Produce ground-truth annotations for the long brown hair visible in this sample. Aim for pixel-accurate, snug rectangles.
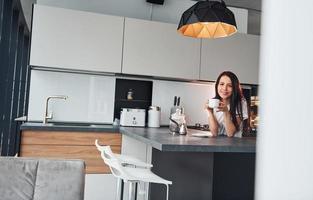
[214,71,244,131]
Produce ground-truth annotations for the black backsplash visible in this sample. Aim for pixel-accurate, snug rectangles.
[114,79,153,121]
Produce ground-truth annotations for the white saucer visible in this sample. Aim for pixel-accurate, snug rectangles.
[191,131,213,137]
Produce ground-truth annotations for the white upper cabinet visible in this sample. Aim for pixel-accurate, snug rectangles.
[122,18,201,80]
[200,33,260,84]
[30,5,124,73]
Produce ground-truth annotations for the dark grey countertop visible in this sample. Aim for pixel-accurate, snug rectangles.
[120,127,256,153]
[20,122,120,133]
[20,123,256,152]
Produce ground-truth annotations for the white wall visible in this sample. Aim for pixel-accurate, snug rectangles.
[36,0,248,33]
[152,80,215,126]
[27,70,216,125]
[255,0,313,199]
[28,70,116,123]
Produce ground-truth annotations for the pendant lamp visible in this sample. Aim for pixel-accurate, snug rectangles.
[177,0,237,39]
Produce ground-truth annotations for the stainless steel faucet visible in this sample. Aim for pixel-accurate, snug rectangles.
[43,95,68,124]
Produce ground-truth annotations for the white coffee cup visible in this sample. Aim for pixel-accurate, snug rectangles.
[208,98,220,109]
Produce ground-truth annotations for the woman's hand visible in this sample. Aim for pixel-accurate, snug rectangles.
[217,101,229,113]
[205,102,213,113]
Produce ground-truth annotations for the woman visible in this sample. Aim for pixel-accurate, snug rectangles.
[207,71,248,137]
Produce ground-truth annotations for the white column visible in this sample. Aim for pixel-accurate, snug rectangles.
[255,0,313,199]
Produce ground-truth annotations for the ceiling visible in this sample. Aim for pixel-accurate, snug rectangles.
[222,0,261,11]
[23,0,262,35]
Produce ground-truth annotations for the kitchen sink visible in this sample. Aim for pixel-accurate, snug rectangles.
[46,122,102,127]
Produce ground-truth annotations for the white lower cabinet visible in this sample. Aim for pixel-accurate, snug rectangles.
[121,135,152,200]
[122,17,201,80]
[84,174,117,200]
[200,33,260,84]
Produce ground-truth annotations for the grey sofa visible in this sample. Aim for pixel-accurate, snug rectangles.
[0,157,85,200]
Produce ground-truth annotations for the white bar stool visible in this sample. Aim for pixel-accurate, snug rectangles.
[96,139,152,200]
[95,140,172,200]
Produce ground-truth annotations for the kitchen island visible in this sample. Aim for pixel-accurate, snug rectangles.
[120,127,256,200]
[20,123,256,200]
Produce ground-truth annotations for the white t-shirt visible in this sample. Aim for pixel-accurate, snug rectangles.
[210,99,248,138]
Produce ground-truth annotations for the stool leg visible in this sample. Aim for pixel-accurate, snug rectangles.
[121,181,124,200]
[116,178,124,200]
[166,184,169,200]
[128,181,137,200]
[134,182,138,200]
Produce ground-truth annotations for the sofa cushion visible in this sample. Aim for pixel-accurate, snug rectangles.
[0,157,85,200]
[33,159,85,200]
[0,157,38,200]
